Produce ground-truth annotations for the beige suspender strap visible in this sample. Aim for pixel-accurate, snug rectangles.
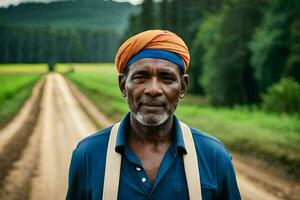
[102,121,202,200]
[102,122,121,200]
[180,122,202,200]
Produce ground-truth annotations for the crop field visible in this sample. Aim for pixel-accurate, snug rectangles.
[0,65,42,126]
[56,63,117,74]
[64,63,300,177]
[57,63,124,120]
[0,64,48,73]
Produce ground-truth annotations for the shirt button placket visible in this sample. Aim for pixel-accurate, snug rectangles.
[136,166,146,183]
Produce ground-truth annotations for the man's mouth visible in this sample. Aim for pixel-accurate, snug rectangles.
[139,102,166,111]
[142,103,163,107]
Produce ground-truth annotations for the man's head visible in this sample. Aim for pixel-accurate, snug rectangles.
[116,30,190,126]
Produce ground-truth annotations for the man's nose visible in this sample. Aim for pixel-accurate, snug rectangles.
[144,77,163,97]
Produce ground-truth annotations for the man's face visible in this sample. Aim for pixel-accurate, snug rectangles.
[119,58,188,126]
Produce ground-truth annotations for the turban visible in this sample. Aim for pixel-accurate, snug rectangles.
[115,30,190,73]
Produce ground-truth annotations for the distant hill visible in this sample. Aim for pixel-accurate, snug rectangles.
[0,0,139,33]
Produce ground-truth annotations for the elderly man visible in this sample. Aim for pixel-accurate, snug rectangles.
[66,30,241,200]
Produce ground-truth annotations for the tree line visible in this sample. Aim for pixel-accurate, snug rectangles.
[0,25,119,64]
[122,0,300,111]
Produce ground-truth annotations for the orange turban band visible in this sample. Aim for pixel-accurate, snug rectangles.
[115,30,190,73]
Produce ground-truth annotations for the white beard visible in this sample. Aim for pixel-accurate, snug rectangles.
[132,111,169,126]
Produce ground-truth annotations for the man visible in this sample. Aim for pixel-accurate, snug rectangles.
[66,30,241,200]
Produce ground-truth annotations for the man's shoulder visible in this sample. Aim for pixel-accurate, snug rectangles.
[190,127,232,160]
[74,126,113,153]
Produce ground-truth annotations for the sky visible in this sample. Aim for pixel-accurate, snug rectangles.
[0,0,143,8]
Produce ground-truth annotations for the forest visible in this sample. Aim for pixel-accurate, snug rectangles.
[0,0,137,64]
[123,0,299,112]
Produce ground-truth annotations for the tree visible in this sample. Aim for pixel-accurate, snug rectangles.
[261,77,300,114]
[285,16,300,82]
[0,25,118,63]
[197,14,223,97]
[249,0,299,91]
[160,0,171,30]
[141,0,154,29]
[200,1,265,106]
[186,0,223,93]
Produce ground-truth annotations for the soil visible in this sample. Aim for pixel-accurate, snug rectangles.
[0,73,299,200]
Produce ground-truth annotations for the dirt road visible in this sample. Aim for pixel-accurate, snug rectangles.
[0,73,299,200]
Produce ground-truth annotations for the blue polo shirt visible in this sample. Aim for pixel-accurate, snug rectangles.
[66,113,241,200]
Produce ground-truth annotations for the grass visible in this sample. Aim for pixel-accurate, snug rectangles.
[64,64,126,121]
[56,63,117,74]
[0,64,48,73]
[176,105,300,176]
[0,73,41,127]
[0,63,44,126]
[64,63,300,177]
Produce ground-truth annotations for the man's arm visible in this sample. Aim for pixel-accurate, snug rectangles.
[219,159,241,200]
[66,149,85,200]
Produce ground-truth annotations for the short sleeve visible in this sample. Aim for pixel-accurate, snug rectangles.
[219,159,241,200]
[66,149,85,200]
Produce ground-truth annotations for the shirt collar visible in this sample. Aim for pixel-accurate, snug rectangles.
[115,112,187,154]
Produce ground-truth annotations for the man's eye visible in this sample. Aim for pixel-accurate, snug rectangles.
[132,75,147,82]
[133,75,146,79]
[162,76,175,81]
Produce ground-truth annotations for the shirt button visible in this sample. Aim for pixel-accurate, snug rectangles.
[141,178,146,183]
[136,166,141,171]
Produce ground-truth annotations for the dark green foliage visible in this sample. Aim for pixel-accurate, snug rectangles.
[0,0,138,33]
[285,16,300,82]
[141,0,155,29]
[183,0,224,93]
[170,0,180,33]
[48,61,56,72]
[188,42,204,94]
[121,13,143,45]
[0,0,139,63]
[160,0,172,30]
[197,0,224,14]
[249,0,299,91]
[200,1,264,106]
[0,25,119,63]
[196,14,223,97]
[262,77,300,114]
[167,0,199,41]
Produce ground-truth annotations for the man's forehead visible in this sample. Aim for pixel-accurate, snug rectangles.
[128,58,180,74]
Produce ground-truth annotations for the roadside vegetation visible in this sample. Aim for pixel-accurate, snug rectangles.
[0,65,43,127]
[0,64,48,73]
[63,64,300,178]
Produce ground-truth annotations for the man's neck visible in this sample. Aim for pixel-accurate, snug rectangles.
[128,114,173,146]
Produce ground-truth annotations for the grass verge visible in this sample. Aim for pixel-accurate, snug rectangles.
[0,74,41,127]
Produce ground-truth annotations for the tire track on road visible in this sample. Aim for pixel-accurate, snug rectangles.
[30,73,97,200]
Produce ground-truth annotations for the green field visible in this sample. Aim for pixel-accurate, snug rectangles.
[64,64,300,177]
[0,64,48,73]
[0,65,42,127]
[58,64,124,120]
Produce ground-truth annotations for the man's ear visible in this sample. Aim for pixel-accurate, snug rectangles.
[118,74,127,97]
[180,74,189,98]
